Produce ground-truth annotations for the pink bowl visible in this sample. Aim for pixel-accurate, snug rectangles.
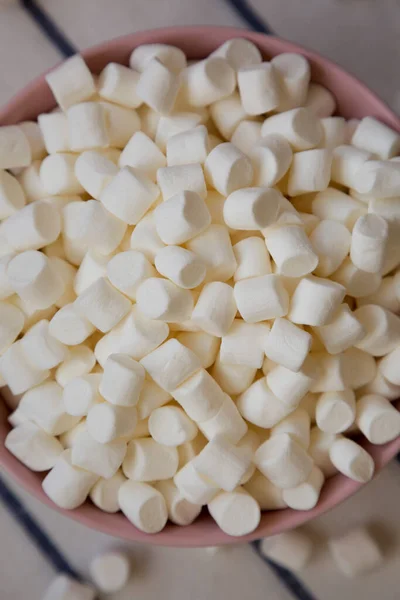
[0,26,399,547]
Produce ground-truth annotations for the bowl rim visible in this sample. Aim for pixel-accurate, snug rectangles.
[1,25,399,547]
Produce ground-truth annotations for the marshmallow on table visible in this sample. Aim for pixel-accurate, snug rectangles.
[231,120,263,155]
[197,393,247,444]
[156,479,201,526]
[264,318,311,372]
[220,320,269,368]
[149,406,198,446]
[100,166,159,225]
[17,160,47,203]
[312,188,367,230]
[238,62,280,115]
[0,125,31,170]
[209,93,247,140]
[42,575,95,600]
[119,131,166,179]
[2,200,60,252]
[183,57,235,107]
[40,153,84,195]
[350,214,388,274]
[87,402,138,443]
[98,62,142,109]
[63,374,102,417]
[191,281,236,337]
[361,369,400,400]
[224,187,281,231]
[250,134,293,188]
[18,121,46,161]
[233,237,271,281]
[0,301,24,353]
[378,345,400,384]
[42,448,99,509]
[140,338,201,392]
[67,102,109,151]
[331,258,381,298]
[329,437,374,483]
[118,480,168,533]
[193,436,250,492]
[288,275,346,326]
[45,54,95,110]
[270,408,311,448]
[90,551,131,594]
[136,277,193,323]
[329,527,383,578]
[136,379,171,419]
[175,331,220,369]
[265,225,319,277]
[107,250,156,300]
[255,433,313,489]
[357,275,400,314]
[237,377,294,428]
[260,530,313,571]
[308,427,337,477]
[357,393,400,444]
[0,170,26,220]
[186,224,237,283]
[319,117,346,150]
[18,381,79,435]
[205,143,253,196]
[282,466,324,510]
[316,390,356,434]
[208,487,260,537]
[261,108,322,151]
[331,145,372,189]
[155,112,204,152]
[130,43,186,73]
[304,82,336,117]
[210,38,262,70]
[310,220,351,277]
[99,353,145,408]
[90,470,127,513]
[74,277,131,333]
[234,274,289,323]
[99,100,141,149]
[271,53,310,111]
[287,149,332,196]
[5,421,63,471]
[71,428,127,478]
[354,304,400,356]
[122,437,179,481]
[314,304,365,354]
[21,319,67,369]
[55,345,95,387]
[351,117,400,159]
[49,303,95,346]
[136,58,181,114]
[172,367,225,422]
[38,112,69,154]
[74,150,117,199]
[267,363,314,407]
[155,246,206,290]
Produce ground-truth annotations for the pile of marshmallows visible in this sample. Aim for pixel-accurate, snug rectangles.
[2,38,400,538]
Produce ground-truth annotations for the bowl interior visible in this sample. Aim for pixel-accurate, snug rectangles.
[0,26,399,547]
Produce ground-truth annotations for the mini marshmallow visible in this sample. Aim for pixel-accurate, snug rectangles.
[19,380,75,430]
[67,102,109,151]
[21,319,67,369]
[55,345,95,387]
[136,379,171,420]
[0,170,26,220]
[260,530,313,571]
[328,527,383,577]
[310,352,349,392]
[234,274,289,323]
[319,117,346,150]
[316,390,356,434]
[271,408,311,448]
[100,167,159,225]
[310,220,351,277]
[304,82,336,117]
[167,125,209,166]
[89,470,127,513]
[237,377,294,428]
[378,345,400,385]
[98,61,142,109]
[357,393,400,444]
[123,437,179,481]
[183,57,235,107]
[17,161,47,203]
[208,488,260,537]
[244,471,286,510]
[174,461,219,505]
[172,367,225,421]
[5,421,63,471]
[193,436,250,492]
[157,164,207,202]
[354,304,400,356]
[136,58,181,114]
[209,93,247,140]
[87,403,138,443]
[49,303,95,345]
[314,304,365,354]
[250,134,293,188]
[155,112,204,152]
[107,250,155,300]
[197,393,247,444]
[313,188,367,230]
[350,214,388,274]
[186,224,237,283]
[89,551,131,594]
[74,151,117,199]
[118,480,168,533]
[331,258,381,298]
[308,427,337,476]
[155,246,206,290]
[138,104,160,139]
[271,53,310,110]
[287,149,332,197]
[119,131,166,179]
[329,437,374,482]
[224,187,281,231]
[205,143,253,196]
[0,125,31,170]
[238,62,280,115]
[235,429,260,484]
[361,370,400,400]
[261,108,322,151]
[264,318,311,372]
[19,121,46,161]
[233,236,271,281]
[40,153,84,195]
[71,428,127,478]
[38,112,69,154]
[154,192,210,247]
[130,43,186,73]
[0,301,24,353]
[220,320,269,368]
[357,276,400,314]
[288,275,346,326]
[98,353,145,408]
[351,116,400,159]
[331,145,372,189]
[129,210,166,262]
[63,374,102,417]
[74,277,131,333]
[140,338,201,392]
[136,277,193,323]
[45,54,95,110]
[2,200,60,252]
[255,433,313,489]
[175,331,220,369]
[0,254,18,300]
[282,465,324,510]
[267,363,314,407]
[94,306,169,365]
[191,281,236,337]
[149,406,198,446]
[210,38,262,70]
[50,257,76,308]
[341,347,377,389]
[42,575,95,600]
[156,479,201,525]
[265,225,319,277]
[231,120,263,155]
[10,295,57,334]
[100,101,141,148]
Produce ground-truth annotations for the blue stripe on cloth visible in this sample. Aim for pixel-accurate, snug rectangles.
[223,0,274,34]
[250,540,318,600]
[0,474,81,581]
[20,0,77,57]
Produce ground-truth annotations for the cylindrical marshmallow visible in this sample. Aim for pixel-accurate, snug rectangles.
[267,362,314,407]
[66,102,108,152]
[38,112,69,154]
[166,125,209,167]
[319,116,346,150]
[119,131,166,179]
[270,408,311,449]
[331,145,372,189]
[304,82,336,117]
[310,219,351,277]
[244,470,286,510]
[250,133,293,188]
[49,303,95,346]
[329,437,374,482]
[350,214,388,274]
[87,403,138,443]
[63,374,102,417]
[5,421,63,472]
[16,160,47,203]
[74,250,110,297]
[233,236,271,281]
[356,394,400,444]
[118,480,168,533]
[341,347,377,390]
[175,331,219,370]
[287,149,332,197]
[18,381,79,435]
[282,466,324,510]
[89,551,130,594]
[0,301,25,354]
[261,108,322,151]
[21,319,67,369]
[45,54,95,110]
[172,368,225,422]
[100,100,141,149]
[140,338,201,392]
[193,436,250,492]
[308,427,337,477]
[197,393,247,444]
[231,120,263,155]
[331,258,381,298]
[149,406,198,446]
[136,277,193,323]
[74,277,131,333]
[136,379,171,420]
[211,353,256,395]
[186,224,237,283]
[98,61,142,109]
[237,62,280,115]
[107,250,156,300]
[191,281,236,337]
[314,304,365,354]
[288,275,346,326]
[136,58,181,114]
[210,38,262,70]
[361,369,400,400]
[208,488,261,537]
[89,470,127,513]
[351,117,400,160]
[74,150,117,199]
[354,160,400,198]
[155,479,201,526]
[55,344,95,387]
[312,187,366,230]
[223,187,281,230]
[205,143,253,196]
[271,52,310,110]
[357,276,400,314]
[220,320,269,369]
[183,57,235,107]
[328,527,383,578]
[209,93,247,140]
[0,125,31,170]
[130,43,186,73]
[99,353,145,407]
[2,201,60,252]
[237,377,293,428]
[265,225,318,277]
[260,530,313,571]
[123,437,178,481]
[234,274,289,323]
[174,461,219,505]
[316,390,356,434]
[154,246,206,289]
[255,433,313,489]
[0,170,26,220]
[264,317,312,372]
[354,304,400,356]
[71,428,127,479]
[155,112,204,152]
[154,190,210,245]
[378,345,400,385]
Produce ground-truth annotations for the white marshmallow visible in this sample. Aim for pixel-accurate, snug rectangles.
[16,161,47,203]
[74,277,131,333]
[244,471,286,510]
[193,436,250,492]
[271,407,311,448]
[100,166,159,225]
[205,143,253,196]
[357,275,400,314]
[100,100,141,149]
[94,306,169,365]
[186,224,237,283]
[0,125,31,170]
[265,225,319,277]
[329,437,374,482]
[209,93,247,140]
[342,347,377,390]
[129,210,165,262]
[2,200,60,252]
[331,258,381,298]
[42,575,95,600]
[261,108,321,151]
[264,317,312,372]
[319,117,346,150]
[271,53,310,110]
[197,393,247,444]
[166,125,209,167]
[18,121,46,161]
[89,470,127,513]
[255,433,313,489]
[98,61,141,108]
[354,304,400,356]
[157,164,207,202]
[310,352,349,392]
[237,377,293,428]
[288,149,332,197]
[140,338,201,392]
[123,437,178,481]
[119,131,166,179]
[38,112,69,154]
[5,421,63,471]
[210,38,262,70]
[174,461,219,505]
[89,551,130,594]
[328,527,383,577]
[238,62,280,115]
[267,362,314,407]
[63,374,102,417]
[378,345,400,385]
[288,275,346,326]
[361,370,400,400]
[49,303,95,346]
[351,117,400,159]
[211,353,256,395]
[155,112,204,152]
[316,390,356,434]
[50,257,76,308]
[208,488,260,537]
[175,331,219,370]
[0,254,18,300]
[183,57,235,107]
[310,219,351,277]
[130,44,186,73]
[233,236,271,282]
[118,480,168,533]
[231,120,263,155]
[172,367,224,422]
[107,248,157,300]
[156,479,201,526]
[138,104,160,139]
[236,429,260,484]
[18,381,78,436]
[55,344,95,387]
[304,82,336,117]
[224,187,281,231]
[154,193,210,247]
[149,406,198,446]
[357,393,400,444]
[350,214,388,274]
[136,58,180,114]
[0,170,26,220]
[191,281,236,337]
[368,196,400,224]
[314,304,365,354]
[74,250,110,296]
[87,402,138,443]
[98,353,144,409]
[74,151,117,199]
[250,134,293,188]
[282,465,324,510]
[45,54,95,110]
[260,530,313,571]
[234,274,289,323]
[71,428,126,478]
[312,188,366,230]
[136,379,171,420]
[220,320,269,369]
[40,153,84,195]
[155,246,205,290]
[136,277,193,323]
[67,102,109,151]
[331,145,372,189]
[308,427,337,477]
[21,319,67,369]
[0,301,24,353]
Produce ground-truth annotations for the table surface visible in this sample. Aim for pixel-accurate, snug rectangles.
[0,2,399,599]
